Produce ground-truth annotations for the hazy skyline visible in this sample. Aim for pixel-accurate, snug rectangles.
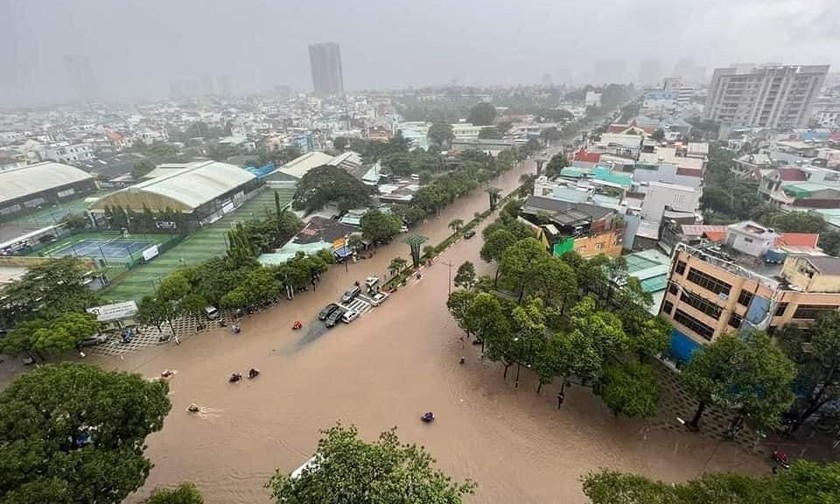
[1,0,839,106]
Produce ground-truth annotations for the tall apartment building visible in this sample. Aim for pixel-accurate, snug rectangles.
[308,42,344,98]
[660,221,840,361]
[704,64,829,129]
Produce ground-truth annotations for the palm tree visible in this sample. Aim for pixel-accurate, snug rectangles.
[388,257,408,278]
[486,187,502,211]
[448,219,464,233]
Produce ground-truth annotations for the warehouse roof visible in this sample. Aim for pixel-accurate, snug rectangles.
[90,161,255,212]
[278,152,334,179]
[0,162,94,205]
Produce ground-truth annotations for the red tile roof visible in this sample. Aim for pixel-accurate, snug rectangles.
[676,167,703,177]
[777,167,808,182]
[573,148,601,163]
[776,233,820,249]
[704,231,727,242]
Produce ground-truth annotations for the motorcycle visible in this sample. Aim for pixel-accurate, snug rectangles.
[421,412,435,423]
[292,321,303,330]
[772,450,790,470]
[229,373,243,383]
[248,368,260,379]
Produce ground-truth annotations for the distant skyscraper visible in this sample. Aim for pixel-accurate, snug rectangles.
[64,55,98,102]
[704,64,829,128]
[308,42,344,97]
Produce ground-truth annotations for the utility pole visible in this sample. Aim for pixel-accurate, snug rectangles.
[442,260,454,296]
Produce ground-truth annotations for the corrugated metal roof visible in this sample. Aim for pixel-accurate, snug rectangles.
[0,161,94,204]
[91,161,254,211]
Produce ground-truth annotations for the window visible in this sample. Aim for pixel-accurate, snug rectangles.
[775,302,789,317]
[737,290,754,308]
[668,283,679,296]
[663,301,674,315]
[728,313,743,329]
[792,305,839,320]
[675,261,687,275]
[680,292,723,319]
[673,309,715,341]
[687,268,732,297]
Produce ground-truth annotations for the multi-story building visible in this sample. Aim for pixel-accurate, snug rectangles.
[704,64,829,128]
[660,220,840,361]
[308,42,344,98]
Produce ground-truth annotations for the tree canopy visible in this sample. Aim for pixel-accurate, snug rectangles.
[427,122,453,146]
[142,483,204,504]
[360,210,403,246]
[292,165,372,213]
[0,363,171,503]
[467,102,497,126]
[267,424,475,504]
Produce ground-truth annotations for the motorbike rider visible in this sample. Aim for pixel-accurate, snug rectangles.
[248,368,260,378]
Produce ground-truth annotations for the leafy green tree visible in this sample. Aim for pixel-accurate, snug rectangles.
[267,424,475,504]
[0,363,171,503]
[446,289,478,336]
[292,165,372,213]
[132,159,156,179]
[347,233,365,254]
[467,102,496,126]
[388,257,408,278]
[566,296,628,384]
[332,137,348,151]
[137,295,180,334]
[0,257,100,329]
[454,261,477,290]
[142,483,204,504]
[544,153,569,179]
[360,210,403,245]
[448,218,464,233]
[529,256,577,310]
[650,128,665,141]
[427,122,454,146]
[594,362,660,418]
[583,461,840,504]
[222,266,281,308]
[479,229,517,285]
[682,332,796,431]
[381,151,414,176]
[477,126,503,139]
[1,312,100,359]
[778,311,840,432]
[464,292,510,355]
[499,238,550,302]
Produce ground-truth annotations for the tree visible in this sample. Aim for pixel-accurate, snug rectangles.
[499,238,550,302]
[486,187,502,211]
[594,362,660,418]
[447,289,478,336]
[388,257,408,278]
[1,312,100,359]
[465,292,511,357]
[142,483,204,504]
[332,137,348,151]
[292,165,372,213]
[467,102,496,126]
[360,210,402,245]
[346,234,365,254]
[582,461,840,504]
[132,159,156,179]
[448,219,464,233]
[0,257,100,329]
[268,424,475,504]
[778,311,840,432]
[544,153,569,179]
[477,126,503,139]
[136,295,180,334]
[454,261,477,290]
[427,122,453,146]
[403,234,428,269]
[682,332,796,431]
[0,363,171,503]
[650,128,665,141]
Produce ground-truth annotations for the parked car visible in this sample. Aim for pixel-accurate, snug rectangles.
[341,285,362,303]
[79,334,109,347]
[342,309,360,323]
[370,292,389,306]
[325,309,344,328]
[204,305,220,320]
[318,303,339,321]
[463,229,476,239]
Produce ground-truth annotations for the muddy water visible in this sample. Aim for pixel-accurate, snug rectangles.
[106,161,763,503]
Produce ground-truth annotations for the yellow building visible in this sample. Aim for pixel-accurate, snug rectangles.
[661,224,840,361]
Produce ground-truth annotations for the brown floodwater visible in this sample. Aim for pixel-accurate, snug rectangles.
[102,160,763,503]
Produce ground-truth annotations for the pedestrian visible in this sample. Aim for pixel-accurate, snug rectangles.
[557,392,565,409]
[459,356,465,365]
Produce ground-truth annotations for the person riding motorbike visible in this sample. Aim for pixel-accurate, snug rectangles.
[229,372,242,383]
[248,368,260,379]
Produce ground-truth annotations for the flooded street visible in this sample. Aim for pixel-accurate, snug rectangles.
[103,160,763,503]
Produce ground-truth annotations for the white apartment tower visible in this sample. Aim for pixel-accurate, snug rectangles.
[704,64,829,129]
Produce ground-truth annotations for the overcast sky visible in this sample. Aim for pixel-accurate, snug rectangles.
[1,0,839,106]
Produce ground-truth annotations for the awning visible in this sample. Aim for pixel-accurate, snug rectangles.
[333,246,353,259]
[670,329,702,363]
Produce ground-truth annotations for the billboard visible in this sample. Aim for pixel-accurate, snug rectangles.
[87,301,139,322]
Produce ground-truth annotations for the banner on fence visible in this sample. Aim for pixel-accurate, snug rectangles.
[87,301,138,322]
[142,245,159,261]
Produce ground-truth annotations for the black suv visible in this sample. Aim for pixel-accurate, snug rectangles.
[318,303,339,321]
[325,308,344,328]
